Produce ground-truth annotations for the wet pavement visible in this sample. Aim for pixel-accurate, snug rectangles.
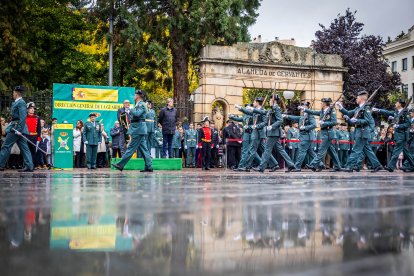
[1,169,414,276]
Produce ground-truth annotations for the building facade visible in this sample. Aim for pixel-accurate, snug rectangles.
[384,25,414,101]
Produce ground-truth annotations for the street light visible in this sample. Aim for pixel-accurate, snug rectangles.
[283,90,295,101]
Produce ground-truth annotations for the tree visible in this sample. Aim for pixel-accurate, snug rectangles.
[312,9,401,110]
[121,0,262,119]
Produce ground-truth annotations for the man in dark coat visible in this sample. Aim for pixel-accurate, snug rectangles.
[223,119,242,169]
[158,98,177,158]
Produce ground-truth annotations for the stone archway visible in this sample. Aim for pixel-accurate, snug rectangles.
[193,41,347,122]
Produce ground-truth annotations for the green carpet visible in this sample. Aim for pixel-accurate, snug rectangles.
[110,158,182,170]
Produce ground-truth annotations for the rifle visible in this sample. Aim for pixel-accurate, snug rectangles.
[385,96,412,135]
[321,90,345,121]
[352,85,382,119]
[253,94,269,127]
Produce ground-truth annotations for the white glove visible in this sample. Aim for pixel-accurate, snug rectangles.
[350,118,357,123]
[196,145,198,149]
[184,145,187,149]
[298,105,305,111]
[388,116,394,121]
[252,125,257,130]
[266,126,272,131]
[282,114,287,118]
[243,125,249,129]
[394,124,399,129]
[85,141,88,144]
[235,104,241,110]
[14,130,22,136]
[289,146,292,149]
[372,107,379,112]
[98,142,102,145]
[343,115,350,120]
[299,126,305,130]
[335,102,343,109]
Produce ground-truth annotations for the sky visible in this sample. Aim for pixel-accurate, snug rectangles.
[248,0,414,47]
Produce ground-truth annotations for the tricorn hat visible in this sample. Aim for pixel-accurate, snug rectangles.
[321,98,332,103]
[340,122,347,126]
[135,89,146,97]
[397,99,406,107]
[254,97,264,103]
[26,102,35,109]
[357,90,369,96]
[202,116,210,123]
[14,86,26,93]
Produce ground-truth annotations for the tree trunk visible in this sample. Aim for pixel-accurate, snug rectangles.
[170,29,190,121]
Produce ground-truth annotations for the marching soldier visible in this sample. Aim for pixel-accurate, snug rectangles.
[184,123,198,167]
[301,98,342,172]
[145,100,156,155]
[372,99,414,172]
[287,122,300,163]
[234,97,267,172]
[402,109,414,171]
[0,86,34,172]
[336,91,383,172]
[82,113,102,169]
[229,105,253,171]
[251,94,296,173]
[112,90,153,172]
[283,101,318,171]
[337,123,350,167]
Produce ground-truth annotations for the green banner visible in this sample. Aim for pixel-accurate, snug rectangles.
[53,124,74,170]
[52,83,135,134]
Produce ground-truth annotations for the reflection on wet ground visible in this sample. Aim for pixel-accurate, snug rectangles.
[0,170,414,275]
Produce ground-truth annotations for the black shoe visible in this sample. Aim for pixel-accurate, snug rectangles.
[91,167,97,170]
[291,168,301,172]
[354,167,360,172]
[140,168,153,172]
[305,164,316,172]
[315,166,323,172]
[341,168,353,172]
[252,167,264,173]
[112,163,123,172]
[285,166,295,172]
[385,166,394,172]
[269,166,280,172]
[371,166,383,172]
[18,168,33,172]
[204,167,210,170]
[402,168,414,172]
[0,167,4,171]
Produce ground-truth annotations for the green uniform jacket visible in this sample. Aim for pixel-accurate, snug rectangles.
[305,108,337,139]
[337,130,351,150]
[128,100,148,136]
[229,114,252,139]
[83,121,102,146]
[287,127,300,148]
[145,108,156,133]
[340,106,372,139]
[286,114,317,141]
[239,107,266,138]
[172,130,181,148]
[184,129,198,148]
[5,98,29,134]
[153,128,163,148]
[378,108,411,141]
[254,104,283,137]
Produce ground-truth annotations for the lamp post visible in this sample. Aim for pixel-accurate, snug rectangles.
[283,90,295,113]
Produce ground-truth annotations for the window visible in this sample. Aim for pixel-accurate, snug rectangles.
[402,84,408,98]
[402,58,408,71]
[391,61,397,72]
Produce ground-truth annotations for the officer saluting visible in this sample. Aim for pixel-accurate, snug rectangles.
[0,86,34,172]
[83,113,102,169]
[112,89,153,172]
